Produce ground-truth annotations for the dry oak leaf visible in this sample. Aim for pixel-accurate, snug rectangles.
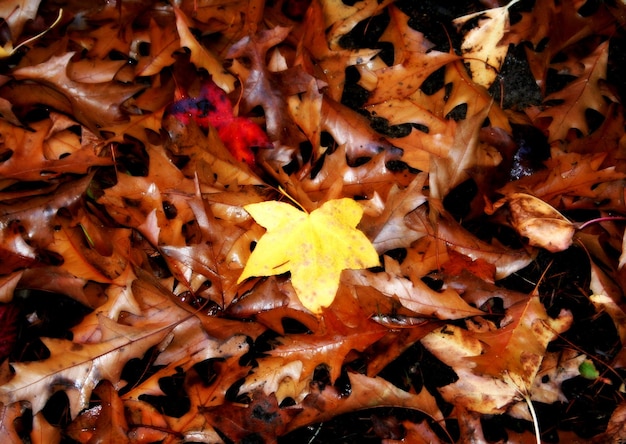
[533,40,616,142]
[0,118,111,182]
[429,105,502,200]
[237,198,380,313]
[452,0,522,88]
[0,315,172,419]
[344,268,483,320]
[65,380,129,444]
[0,0,41,46]
[75,22,133,60]
[173,6,236,92]
[361,173,428,252]
[321,96,401,160]
[506,0,616,92]
[226,26,312,150]
[12,52,145,132]
[204,392,299,442]
[529,349,586,405]
[597,402,626,444]
[443,59,511,132]
[176,0,264,44]
[406,204,533,280]
[284,371,443,434]
[133,18,179,77]
[321,0,394,47]
[422,298,572,416]
[298,0,380,102]
[364,5,459,105]
[241,310,387,402]
[364,92,455,170]
[497,149,626,206]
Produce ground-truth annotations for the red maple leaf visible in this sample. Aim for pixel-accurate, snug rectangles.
[167,78,272,166]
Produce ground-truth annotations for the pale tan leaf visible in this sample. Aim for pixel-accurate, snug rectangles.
[453,0,522,88]
[529,350,586,404]
[505,193,575,252]
[0,0,42,42]
[284,371,443,433]
[429,105,501,200]
[422,301,573,416]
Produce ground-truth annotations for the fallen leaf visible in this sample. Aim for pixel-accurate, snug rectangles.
[238,198,380,313]
[429,105,502,200]
[453,0,522,88]
[298,0,381,101]
[365,5,458,104]
[12,52,145,132]
[203,392,299,442]
[226,26,312,152]
[503,192,575,252]
[406,204,533,280]
[0,0,41,44]
[533,40,616,141]
[65,381,129,443]
[134,18,179,77]
[0,315,172,417]
[497,149,626,206]
[344,268,484,320]
[529,350,586,404]
[173,7,236,92]
[422,299,573,416]
[0,118,112,181]
[167,77,272,165]
[284,371,443,433]
[0,303,19,363]
[241,309,387,400]
[595,402,626,444]
[360,173,428,252]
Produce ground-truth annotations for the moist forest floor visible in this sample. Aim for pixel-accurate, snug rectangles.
[1,0,626,443]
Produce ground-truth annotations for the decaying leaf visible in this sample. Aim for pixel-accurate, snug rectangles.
[12,52,145,132]
[344,268,484,320]
[422,298,573,416]
[238,198,380,312]
[533,40,617,142]
[173,6,236,92]
[453,0,522,88]
[502,192,575,252]
[364,5,459,104]
[0,0,625,441]
[0,315,172,417]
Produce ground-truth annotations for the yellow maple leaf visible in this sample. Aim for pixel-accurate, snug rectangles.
[237,198,380,313]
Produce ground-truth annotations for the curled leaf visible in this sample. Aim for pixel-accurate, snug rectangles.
[506,192,575,252]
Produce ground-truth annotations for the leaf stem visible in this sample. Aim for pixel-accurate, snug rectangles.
[524,393,541,444]
[11,9,64,55]
[576,216,626,230]
[277,185,308,213]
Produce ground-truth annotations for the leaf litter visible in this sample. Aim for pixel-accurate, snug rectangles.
[0,0,626,442]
